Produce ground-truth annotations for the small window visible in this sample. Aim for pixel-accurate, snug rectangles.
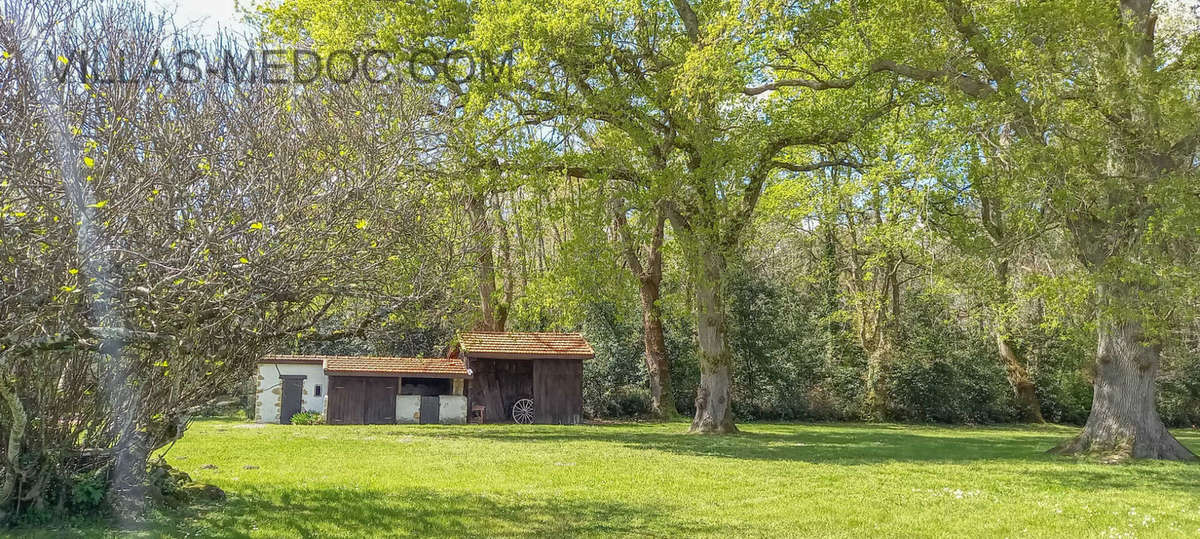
[314,385,322,397]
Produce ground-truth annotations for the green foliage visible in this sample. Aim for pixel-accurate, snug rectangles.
[290,412,325,425]
[594,385,654,418]
[68,472,108,514]
[727,268,828,420]
[580,301,649,418]
[663,312,701,417]
[1160,353,1200,428]
[1024,327,1095,425]
[880,294,1008,424]
[259,0,1200,441]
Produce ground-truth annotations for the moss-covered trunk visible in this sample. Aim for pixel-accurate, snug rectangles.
[1052,296,1194,460]
[690,249,737,434]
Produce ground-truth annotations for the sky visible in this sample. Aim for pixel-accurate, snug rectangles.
[163,0,1199,36]
[157,0,247,36]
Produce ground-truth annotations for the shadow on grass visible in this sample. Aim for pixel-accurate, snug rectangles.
[413,422,1200,468]
[408,423,1058,463]
[167,486,722,538]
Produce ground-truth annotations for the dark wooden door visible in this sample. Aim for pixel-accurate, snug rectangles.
[533,359,583,424]
[280,376,305,424]
[365,378,397,424]
[419,396,440,424]
[328,376,366,424]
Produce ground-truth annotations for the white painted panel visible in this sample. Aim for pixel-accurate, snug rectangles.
[439,395,467,424]
[396,395,421,424]
[254,363,327,423]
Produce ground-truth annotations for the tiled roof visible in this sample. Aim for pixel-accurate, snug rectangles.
[259,354,470,378]
[460,332,594,360]
[325,356,470,378]
[258,355,325,365]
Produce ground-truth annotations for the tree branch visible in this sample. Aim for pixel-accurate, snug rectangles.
[744,77,857,96]
[611,198,647,279]
[670,0,700,42]
[941,0,1013,83]
[771,158,863,173]
[661,199,693,233]
[870,60,994,98]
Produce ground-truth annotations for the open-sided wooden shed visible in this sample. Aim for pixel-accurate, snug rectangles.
[460,332,593,424]
[324,356,471,425]
[254,354,471,425]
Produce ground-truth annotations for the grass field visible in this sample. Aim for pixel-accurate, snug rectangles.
[19,419,1200,538]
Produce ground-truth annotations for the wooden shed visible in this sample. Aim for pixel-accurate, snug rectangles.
[324,356,471,425]
[460,332,593,424]
[254,354,471,425]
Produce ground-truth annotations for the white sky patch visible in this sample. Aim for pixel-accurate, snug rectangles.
[157,0,247,36]
[158,0,1200,40]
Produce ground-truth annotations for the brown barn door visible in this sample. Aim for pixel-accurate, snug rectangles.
[328,376,366,424]
[365,378,398,424]
[533,360,583,424]
[280,375,305,424]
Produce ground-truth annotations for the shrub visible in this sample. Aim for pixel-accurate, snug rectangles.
[69,471,108,514]
[595,385,653,418]
[290,411,324,425]
[887,354,1012,424]
[1160,352,1200,428]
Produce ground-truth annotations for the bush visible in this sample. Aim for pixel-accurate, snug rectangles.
[593,385,653,418]
[1024,325,1093,425]
[1160,352,1200,428]
[887,354,1013,424]
[147,462,225,509]
[886,292,1014,424]
[68,471,108,514]
[580,301,650,419]
[290,411,324,425]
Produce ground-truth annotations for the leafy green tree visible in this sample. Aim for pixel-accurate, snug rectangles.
[484,0,891,432]
[870,0,1199,459]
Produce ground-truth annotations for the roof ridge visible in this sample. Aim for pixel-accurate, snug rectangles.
[262,354,452,360]
[461,330,582,334]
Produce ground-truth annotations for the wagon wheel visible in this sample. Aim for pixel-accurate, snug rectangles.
[512,398,535,424]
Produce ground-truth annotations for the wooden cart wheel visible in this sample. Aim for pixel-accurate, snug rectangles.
[512,398,534,424]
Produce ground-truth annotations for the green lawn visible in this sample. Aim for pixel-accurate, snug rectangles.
[21,419,1200,538]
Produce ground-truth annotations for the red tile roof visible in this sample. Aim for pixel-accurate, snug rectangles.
[460,332,594,360]
[258,355,325,365]
[259,354,470,378]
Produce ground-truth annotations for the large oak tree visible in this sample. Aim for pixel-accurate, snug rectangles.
[871,0,1199,459]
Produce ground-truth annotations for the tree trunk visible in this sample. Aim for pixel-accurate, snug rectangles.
[1051,303,1195,461]
[988,253,1046,424]
[1051,0,1195,461]
[996,333,1045,423]
[0,374,26,515]
[612,204,677,419]
[109,427,150,524]
[466,193,501,331]
[690,249,737,434]
[638,276,678,419]
[820,222,841,370]
[863,345,890,421]
[858,258,898,422]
